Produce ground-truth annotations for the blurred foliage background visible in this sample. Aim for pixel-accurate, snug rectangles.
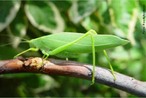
[0,0,146,97]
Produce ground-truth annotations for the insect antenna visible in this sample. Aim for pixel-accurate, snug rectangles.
[0,35,29,47]
[0,40,28,47]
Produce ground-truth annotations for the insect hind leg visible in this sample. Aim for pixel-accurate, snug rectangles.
[103,50,116,80]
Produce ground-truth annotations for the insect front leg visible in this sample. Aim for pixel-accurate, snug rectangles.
[14,48,39,58]
[41,50,50,60]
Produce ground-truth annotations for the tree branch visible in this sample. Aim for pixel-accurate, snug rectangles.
[0,57,146,96]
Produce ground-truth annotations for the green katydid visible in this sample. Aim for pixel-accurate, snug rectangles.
[14,29,129,84]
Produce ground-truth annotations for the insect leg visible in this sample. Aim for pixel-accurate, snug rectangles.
[14,48,39,58]
[48,29,96,84]
[41,50,49,60]
[90,33,96,84]
[103,50,116,80]
[49,29,97,55]
[90,30,116,81]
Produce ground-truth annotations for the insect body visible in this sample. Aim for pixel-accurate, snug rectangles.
[15,29,129,84]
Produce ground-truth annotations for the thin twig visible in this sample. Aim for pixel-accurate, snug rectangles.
[0,57,146,96]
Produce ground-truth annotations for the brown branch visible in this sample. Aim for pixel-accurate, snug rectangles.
[0,57,146,96]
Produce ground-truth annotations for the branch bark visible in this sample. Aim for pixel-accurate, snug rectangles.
[0,57,146,96]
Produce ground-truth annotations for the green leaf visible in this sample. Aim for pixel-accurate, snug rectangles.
[127,61,142,78]
[109,0,138,45]
[25,1,64,33]
[69,0,98,24]
[81,17,99,31]
[139,0,146,6]
[0,0,21,32]
[109,0,137,28]
[52,0,72,12]
[0,46,17,60]
[109,47,130,61]
[110,46,142,61]
[7,7,27,48]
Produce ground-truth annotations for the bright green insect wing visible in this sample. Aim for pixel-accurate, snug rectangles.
[29,32,129,57]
